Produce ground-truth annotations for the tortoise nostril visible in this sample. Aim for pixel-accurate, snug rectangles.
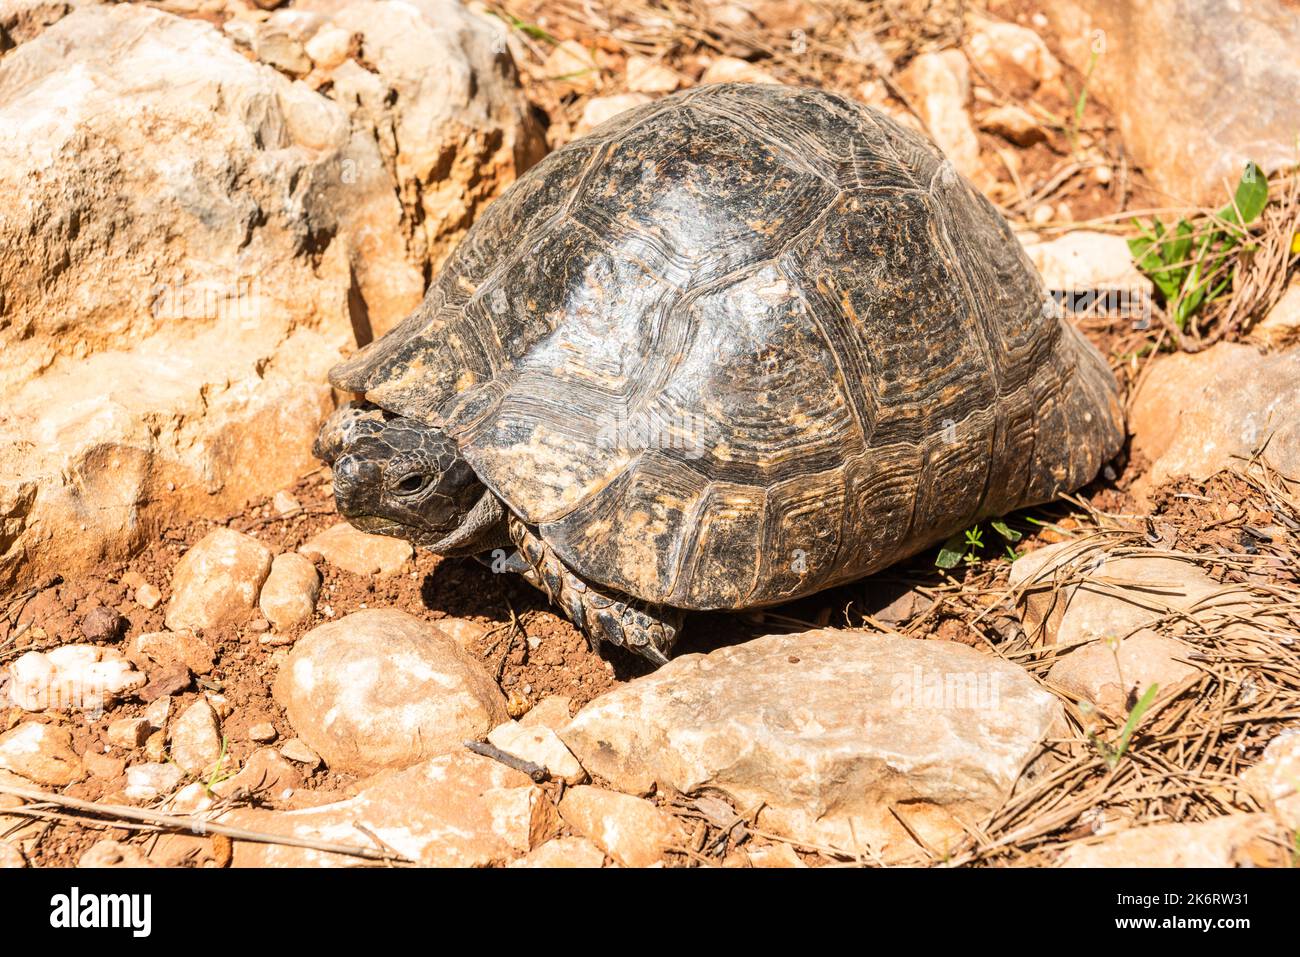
[331,454,380,515]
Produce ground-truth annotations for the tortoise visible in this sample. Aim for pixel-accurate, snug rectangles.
[313,83,1124,666]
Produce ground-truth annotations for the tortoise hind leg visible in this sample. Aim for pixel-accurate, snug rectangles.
[504,519,682,666]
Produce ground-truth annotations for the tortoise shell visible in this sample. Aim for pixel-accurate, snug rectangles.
[330,83,1124,611]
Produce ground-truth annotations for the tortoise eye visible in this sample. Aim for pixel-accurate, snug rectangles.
[394,473,429,495]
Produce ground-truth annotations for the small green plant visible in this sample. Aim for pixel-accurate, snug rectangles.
[1128,162,1269,330]
[488,10,558,43]
[1091,683,1159,770]
[935,520,1021,568]
[203,735,234,795]
[1064,46,1101,156]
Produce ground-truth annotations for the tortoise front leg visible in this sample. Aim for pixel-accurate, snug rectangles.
[502,518,681,666]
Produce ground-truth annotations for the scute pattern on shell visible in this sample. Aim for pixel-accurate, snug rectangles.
[331,84,1124,611]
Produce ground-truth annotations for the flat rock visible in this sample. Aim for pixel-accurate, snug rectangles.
[487,721,586,785]
[6,645,145,712]
[1048,630,1200,718]
[123,762,184,804]
[561,629,1063,859]
[558,787,683,868]
[0,722,84,786]
[519,695,573,731]
[169,698,226,776]
[508,835,607,868]
[212,747,302,803]
[258,552,320,630]
[1129,344,1300,491]
[1058,814,1290,867]
[1010,540,1259,647]
[273,609,508,774]
[166,528,273,633]
[222,751,556,866]
[298,523,412,577]
[1021,231,1151,296]
[129,630,215,676]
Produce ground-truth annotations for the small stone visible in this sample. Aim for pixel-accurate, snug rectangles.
[107,717,152,749]
[212,747,302,801]
[898,50,982,181]
[131,630,215,675]
[78,840,155,868]
[575,93,651,136]
[170,699,226,776]
[135,583,162,610]
[273,610,507,774]
[80,605,127,642]
[248,722,278,743]
[541,40,598,91]
[272,490,302,514]
[144,731,167,762]
[508,836,606,868]
[1241,732,1300,829]
[7,645,145,711]
[519,695,573,731]
[747,843,806,868]
[0,722,84,786]
[299,523,412,577]
[978,104,1046,147]
[165,528,274,633]
[625,55,680,93]
[280,738,322,767]
[303,25,352,70]
[205,693,233,718]
[488,721,586,785]
[431,617,488,650]
[965,15,1060,96]
[258,552,320,630]
[124,762,183,803]
[144,696,171,731]
[700,56,778,85]
[138,663,192,703]
[0,841,25,868]
[83,750,126,780]
[1021,231,1152,295]
[558,787,683,868]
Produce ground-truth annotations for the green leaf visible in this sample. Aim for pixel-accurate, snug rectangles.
[1219,161,1268,226]
[990,519,1022,542]
[1107,683,1160,769]
[935,532,966,569]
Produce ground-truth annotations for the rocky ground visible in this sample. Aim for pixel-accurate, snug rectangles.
[1,0,1299,867]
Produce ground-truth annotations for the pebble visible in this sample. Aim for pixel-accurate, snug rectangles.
[165,527,273,632]
[0,722,84,786]
[258,552,320,630]
[298,523,412,577]
[80,605,127,642]
[280,739,322,767]
[558,787,684,868]
[135,582,163,610]
[7,645,145,711]
[124,762,183,803]
[78,840,155,868]
[248,722,278,743]
[106,717,152,749]
[169,699,225,776]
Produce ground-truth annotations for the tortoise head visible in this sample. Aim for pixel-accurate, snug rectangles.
[313,402,484,549]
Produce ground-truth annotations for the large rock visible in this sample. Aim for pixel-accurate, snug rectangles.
[1038,0,1300,205]
[166,528,273,632]
[222,751,557,866]
[0,1,542,595]
[1058,814,1289,867]
[273,609,509,774]
[561,629,1064,859]
[301,0,546,287]
[1129,344,1300,490]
